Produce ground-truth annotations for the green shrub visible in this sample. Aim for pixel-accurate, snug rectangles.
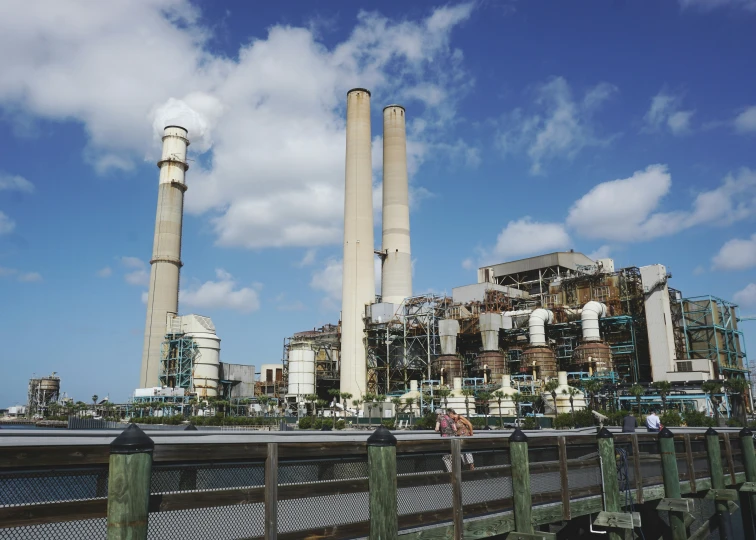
[470,417,488,429]
[684,410,715,427]
[412,412,437,430]
[573,409,595,428]
[321,419,333,430]
[660,410,682,427]
[298,417,312,430]
[381,420,395,430]
[313,418,323,430]
[335,419,346,430]
[727,418,743,428]
[521,417,538,430]
[553,413,574,429]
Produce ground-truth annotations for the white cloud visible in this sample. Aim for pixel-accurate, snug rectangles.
[498,77,618,174]
[17,271,42,283]
[588,245,612,260]
[180,268,261,313]
[693,265,706,275]
[734,283,756,307]
[120,256,149,286]
[97,266,112,278]
[679,0,756,11]
[643,91,695,135]
[0,211,15,235]
[712,234,756,270]
[567,165,756,242]
[734,106,756,134]
[0,266,42,282]
[492,217,571,260]
[0,2,474,250]
[462,258,475,270]
[0,173,34,193]
[298,249,318,267]
[311,259,343,302]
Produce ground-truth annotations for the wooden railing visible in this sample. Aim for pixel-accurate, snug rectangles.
[1,427,755,540]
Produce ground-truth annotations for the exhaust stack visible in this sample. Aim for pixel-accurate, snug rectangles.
[140,125,189,388]
[381,105,412,305]
[340,89,376,400]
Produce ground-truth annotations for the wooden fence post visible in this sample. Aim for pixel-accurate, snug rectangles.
[450,438,463,540]
[368,425,398,540]
[597,428,622,540]
[510,428,533,535]
[106,424,154,540]
[659,428,687,540]
[706,427,734,540]
[265,442,278,540]
[739,428,756,540]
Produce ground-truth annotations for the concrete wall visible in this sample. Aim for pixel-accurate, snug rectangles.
[220,363,256,399]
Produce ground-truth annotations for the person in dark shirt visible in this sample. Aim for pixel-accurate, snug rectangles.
[622,411,637,433]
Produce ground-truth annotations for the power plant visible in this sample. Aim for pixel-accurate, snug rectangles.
[123,88,751,421]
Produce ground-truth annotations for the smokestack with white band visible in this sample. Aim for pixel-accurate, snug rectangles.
[140,125,189,388]
[340,89,376,400]
[381,105,412,305]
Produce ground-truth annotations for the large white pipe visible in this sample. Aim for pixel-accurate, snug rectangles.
[528,308,553,346]
[140,125,189,388]
[581,301,607,342]
[381,105,412,305]
[340,89,376,401]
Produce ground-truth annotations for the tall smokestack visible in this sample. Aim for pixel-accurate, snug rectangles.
[340,89,375,400]
[140,125,189,388]
[381,105,412,305]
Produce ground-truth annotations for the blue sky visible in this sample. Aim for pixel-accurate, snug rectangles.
[1,0,755,405]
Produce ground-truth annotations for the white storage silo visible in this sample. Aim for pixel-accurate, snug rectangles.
[178,314,221,398]
[288,347,316,397]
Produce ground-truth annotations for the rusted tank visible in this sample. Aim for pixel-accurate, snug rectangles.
[473,350,508,378]
[573,341,613,372]
[521,346,557,378]
[432,355,463,381]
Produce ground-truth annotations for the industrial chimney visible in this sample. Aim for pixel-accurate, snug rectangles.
[340,89,376,400]
[140,125,189,388]
[380,105,412,305]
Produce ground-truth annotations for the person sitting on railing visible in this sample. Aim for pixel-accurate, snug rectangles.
[449,409,475,470]
[435,408,457,437]
[646,410,661,433]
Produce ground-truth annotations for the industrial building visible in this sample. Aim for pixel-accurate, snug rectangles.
[26,373,61,418]
[277,86,752,419]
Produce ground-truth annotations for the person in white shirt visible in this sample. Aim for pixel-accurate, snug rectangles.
[646,410,661,433]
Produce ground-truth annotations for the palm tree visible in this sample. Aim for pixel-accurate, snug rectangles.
[405,397,415,422]
[544,379,559,415]
[364,393,376,427]
[462,389,475,418]
[477,391,492,419]
[437,388,451,411]
[629,384,645,416]
[391,397,403,419]
[328,389,340,418]
[257,396,270,417]
[512,392,524,425]
[351,399,363,422]
[652,381,672,413]
[561,388,578,424]
[583,380,602,411]
[702,380,723,426]
[340,392,353,417]
[304,394,318,416]
[725,378,750,426]
[376,395,387,421]
[91,395,99,415]
[315,399,328,418]
[492,391,505,428]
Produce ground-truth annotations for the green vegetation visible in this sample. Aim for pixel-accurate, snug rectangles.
[660,410,682,427]
[521,416,538,430]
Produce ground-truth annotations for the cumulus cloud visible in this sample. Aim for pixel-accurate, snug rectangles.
[297,249,318,267]
[310,258,343,311]
[734,106,756,134]
[712,234,756,270]
[461,258,475,270]
[643,91,695,135]
[498,77,618,174]
[734,283,756,307]
[97,266,113,278]
[679,0,756,11]
[566,165,756,242]
[588,245,612,260]
[120,256,149,286]
[0,266,42,282]
[0,211,15,235]
[0,173,34,193]
[492,218,571,260]
[180,268,261,313]
[0,1,474,249]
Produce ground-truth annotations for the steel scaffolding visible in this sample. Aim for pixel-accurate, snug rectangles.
[159,333,197,391]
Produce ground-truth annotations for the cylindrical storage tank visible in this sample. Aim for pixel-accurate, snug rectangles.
[474,351,508,378]
[288,348,316,396]
[432,355,463,381]
[190,331,220,398]
[572,342,613,373]
[521,346,557,378]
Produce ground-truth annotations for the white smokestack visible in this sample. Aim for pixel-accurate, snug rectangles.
[340,89,376,400]
[381,105,412,305]
[140,125,189,388]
